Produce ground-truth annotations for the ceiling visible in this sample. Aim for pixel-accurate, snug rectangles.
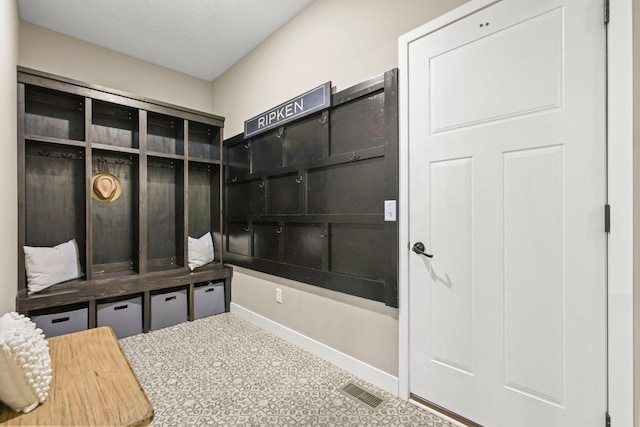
[17,0,315,82]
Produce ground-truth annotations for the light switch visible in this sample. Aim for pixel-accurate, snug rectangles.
[384,200,397,221]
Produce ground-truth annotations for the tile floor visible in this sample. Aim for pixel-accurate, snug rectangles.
[119,313,455,426]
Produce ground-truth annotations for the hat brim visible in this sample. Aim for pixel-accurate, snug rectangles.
[91,172,122,202]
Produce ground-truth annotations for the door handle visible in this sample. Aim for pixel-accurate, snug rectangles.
[412,242,433,258]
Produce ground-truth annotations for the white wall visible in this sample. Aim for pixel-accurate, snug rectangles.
[0,0,19,315]
[19,21,213,113]
[212,0,468,379]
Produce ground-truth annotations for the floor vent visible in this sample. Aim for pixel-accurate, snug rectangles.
[340,382,385,409]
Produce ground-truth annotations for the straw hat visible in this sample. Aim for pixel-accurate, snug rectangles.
[91,171,122,202]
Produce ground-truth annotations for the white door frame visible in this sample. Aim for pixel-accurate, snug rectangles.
[397,0,634,425]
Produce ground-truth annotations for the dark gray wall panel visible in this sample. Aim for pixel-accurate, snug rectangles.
[307,157,385,214]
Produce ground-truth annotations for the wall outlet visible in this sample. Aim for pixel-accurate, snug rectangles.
[276,288,283,304]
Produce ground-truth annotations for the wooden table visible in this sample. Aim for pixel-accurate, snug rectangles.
[0,327,153,426]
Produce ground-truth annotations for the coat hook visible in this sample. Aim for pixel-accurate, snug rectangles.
[115,159,125,165]
[346,152,360,162]
[231,177,238,183]
[318,115,328,125]
[244,224,251,232]
[275,226,283,234]
[60,153,74,159]
[38,151,51,157]
[258,181,265,188]
[276,129,284,139]
[295,176,303,184]
[244,142,250,149]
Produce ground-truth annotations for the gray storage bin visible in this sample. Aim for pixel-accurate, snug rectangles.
[31,306,88,338]
[150,288,188,330]
[194,281,225,319]
[97,295,143,339]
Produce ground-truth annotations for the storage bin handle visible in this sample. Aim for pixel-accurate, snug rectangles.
[165,296,177,302]
[205,288,215,293]
[114,305,129,311]
[51,317,70,324]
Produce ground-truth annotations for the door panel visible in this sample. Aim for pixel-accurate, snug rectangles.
[429,158,474,375]
[430,7,563,134]
[503,146,565,407]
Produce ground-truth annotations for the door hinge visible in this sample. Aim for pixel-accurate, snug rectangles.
[604,0,610,24]
[605,204,611,233]
[606,412,611,427]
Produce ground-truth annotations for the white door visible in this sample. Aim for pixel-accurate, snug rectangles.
[407,1,606,426]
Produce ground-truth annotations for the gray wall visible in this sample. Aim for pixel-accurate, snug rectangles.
[211,0,468,376]
[634,1,640,424]
[212,0,468,136]
[0,0,19,315]
[18,21,213,113]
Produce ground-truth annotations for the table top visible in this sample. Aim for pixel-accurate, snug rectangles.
[0,327,153,426]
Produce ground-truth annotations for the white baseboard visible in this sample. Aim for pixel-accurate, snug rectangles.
[230,303,399,396]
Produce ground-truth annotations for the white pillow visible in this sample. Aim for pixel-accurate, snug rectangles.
[0,312,52,413]
[188,232,214,271]
[24,239,83,294]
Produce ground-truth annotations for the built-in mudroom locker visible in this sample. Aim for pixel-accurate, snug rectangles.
[15,67,231,337]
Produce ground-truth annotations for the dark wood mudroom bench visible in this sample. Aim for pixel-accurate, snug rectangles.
[16,264,232,332]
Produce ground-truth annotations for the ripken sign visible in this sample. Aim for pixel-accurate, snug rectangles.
[244,82,331,138]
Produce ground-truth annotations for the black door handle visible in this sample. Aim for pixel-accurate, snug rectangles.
[412,242,433,258]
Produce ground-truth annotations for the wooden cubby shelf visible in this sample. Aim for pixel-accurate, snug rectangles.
[16,67,230,332]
